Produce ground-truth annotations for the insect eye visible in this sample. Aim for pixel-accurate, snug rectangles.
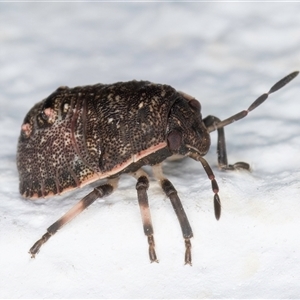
[189,99,201,112]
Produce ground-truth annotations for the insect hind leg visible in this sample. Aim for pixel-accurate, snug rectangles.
[29,178,118,258]
[203,115,250,171]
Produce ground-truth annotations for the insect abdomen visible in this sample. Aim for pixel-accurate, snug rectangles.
[17,81,177,199]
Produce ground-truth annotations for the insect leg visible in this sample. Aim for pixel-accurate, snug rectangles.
[203,115,250,171]
[29,178,118,258]
[132,169,158,263]
[188,152,221,220]
[207,71,298,133]
[153,164,193,265]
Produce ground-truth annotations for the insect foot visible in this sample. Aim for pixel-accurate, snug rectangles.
[18,73,298,263]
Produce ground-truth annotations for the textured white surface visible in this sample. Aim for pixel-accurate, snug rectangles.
[1,3,300,298]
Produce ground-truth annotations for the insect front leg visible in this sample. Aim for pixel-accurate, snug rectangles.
[29,178,118,258]
[203,115,250,171]
[131,169,158,263]
[188,152,222,220]
[152,164,193,265]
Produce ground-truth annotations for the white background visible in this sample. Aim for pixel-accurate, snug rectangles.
[1,2,300,298]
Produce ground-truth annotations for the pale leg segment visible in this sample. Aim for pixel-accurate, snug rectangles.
[131,169,158,263]
[29,178,118,258]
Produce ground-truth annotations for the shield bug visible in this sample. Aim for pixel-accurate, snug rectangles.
[17,71,298,265]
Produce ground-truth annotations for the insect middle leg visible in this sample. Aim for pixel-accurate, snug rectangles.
[203,115,250,171]
[29,178,118,258]
[152,164,193,265]
[131,169,158,263]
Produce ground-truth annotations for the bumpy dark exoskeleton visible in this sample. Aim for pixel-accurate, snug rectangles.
[17,71,298,265]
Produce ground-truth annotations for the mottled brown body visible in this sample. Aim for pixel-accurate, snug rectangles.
[17,80,210,199]
[17,72,298,263]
